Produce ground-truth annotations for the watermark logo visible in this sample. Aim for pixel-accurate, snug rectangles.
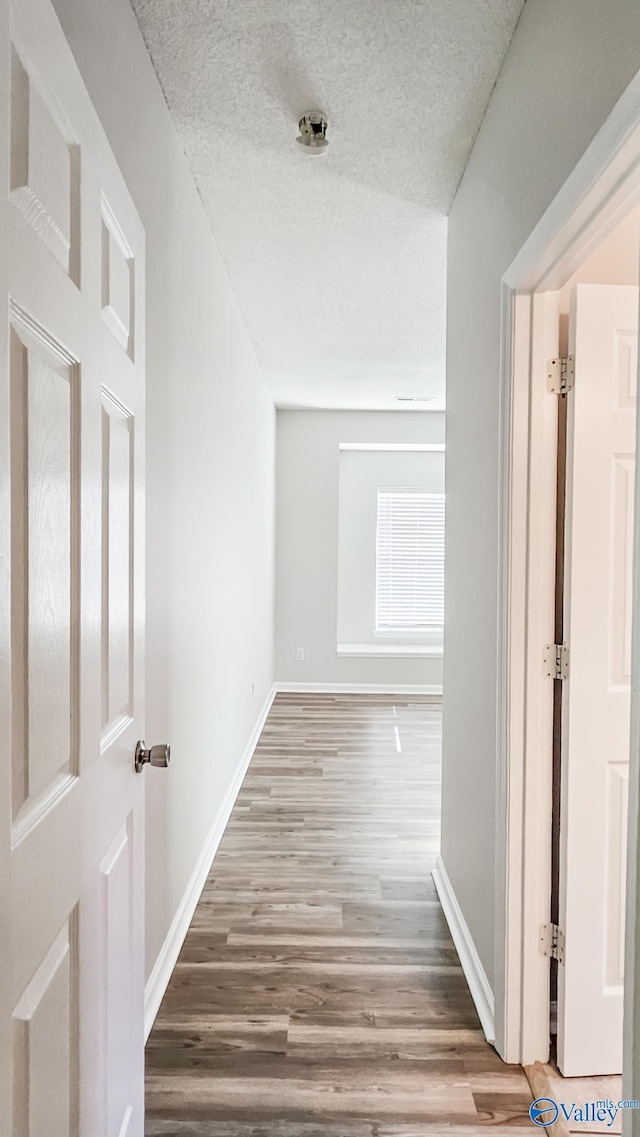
[530,1098,559,1127]
[530,1096,640,1128]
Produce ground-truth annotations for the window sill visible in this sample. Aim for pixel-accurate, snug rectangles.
[374,628,443,642]
[337,643,444,659]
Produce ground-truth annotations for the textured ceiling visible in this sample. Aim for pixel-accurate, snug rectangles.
[131,0,525,410]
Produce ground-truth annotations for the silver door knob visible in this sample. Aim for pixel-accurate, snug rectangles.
[135,740,171,773]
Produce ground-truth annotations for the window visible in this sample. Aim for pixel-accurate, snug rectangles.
[336,448,445,657]
[375,490,445,630]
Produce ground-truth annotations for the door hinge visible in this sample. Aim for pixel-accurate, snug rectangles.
[543,642,570,680]
[540,923,565,963]
[547,355,575,395]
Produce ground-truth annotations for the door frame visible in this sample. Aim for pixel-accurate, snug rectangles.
[496,68,640,1090]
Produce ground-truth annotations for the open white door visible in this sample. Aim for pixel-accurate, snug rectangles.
[0,0,148,1132]
[558,283,639,1076]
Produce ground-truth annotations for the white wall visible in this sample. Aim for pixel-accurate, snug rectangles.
[443,0,640,987]
[337,449,445,648]
[276,410,445,688]
[559,206,640,316]
[51,0,276,983]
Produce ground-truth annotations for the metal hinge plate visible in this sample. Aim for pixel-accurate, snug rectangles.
[543,642,569,680]
[540,923,565,963]
[547,355,575,395]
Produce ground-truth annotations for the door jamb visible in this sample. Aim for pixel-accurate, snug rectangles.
[495,71,640,1084]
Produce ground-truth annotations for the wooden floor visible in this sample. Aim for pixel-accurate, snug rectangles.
[543,1066,623,1135]
[145,693,533,1135]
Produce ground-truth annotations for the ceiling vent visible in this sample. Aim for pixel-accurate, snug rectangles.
[296,111,329,154]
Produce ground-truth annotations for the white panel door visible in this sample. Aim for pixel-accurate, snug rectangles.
[558,283,639,1076]
[0,0,148,1132]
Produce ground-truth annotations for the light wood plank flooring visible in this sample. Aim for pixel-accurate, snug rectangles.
[543,1066,622,1134]
[146,693,533,1135]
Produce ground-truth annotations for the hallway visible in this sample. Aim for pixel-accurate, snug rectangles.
[145,694,533,1134]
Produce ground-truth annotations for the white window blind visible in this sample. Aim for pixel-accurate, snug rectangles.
[375,490,445,630]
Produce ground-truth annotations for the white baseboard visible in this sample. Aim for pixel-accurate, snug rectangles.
[144,683,277,1040]
[275,682,443,695]
[432,855,495,1043]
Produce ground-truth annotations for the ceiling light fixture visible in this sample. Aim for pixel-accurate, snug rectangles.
[296,111,329,154]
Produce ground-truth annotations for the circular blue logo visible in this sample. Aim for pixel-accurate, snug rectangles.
[530,1098,559,1127]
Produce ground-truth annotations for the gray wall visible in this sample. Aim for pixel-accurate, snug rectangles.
[337,449,445,649]
[443,0,640,985]
[276,410,445,687]
[51,0,276,982]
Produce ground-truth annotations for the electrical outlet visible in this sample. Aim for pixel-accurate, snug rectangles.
[296,647,305,662]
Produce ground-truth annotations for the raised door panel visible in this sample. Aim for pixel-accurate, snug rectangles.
[81,817,139,1137]
[615,327,638,407]
[10,46,79,280]
[101,198,135,359]
[12,919,77,1137]
[102,821,135,1137]
[101,391,133,746]
[605,763,628,991]
[610,455,635,686]
[9,308,79,838]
